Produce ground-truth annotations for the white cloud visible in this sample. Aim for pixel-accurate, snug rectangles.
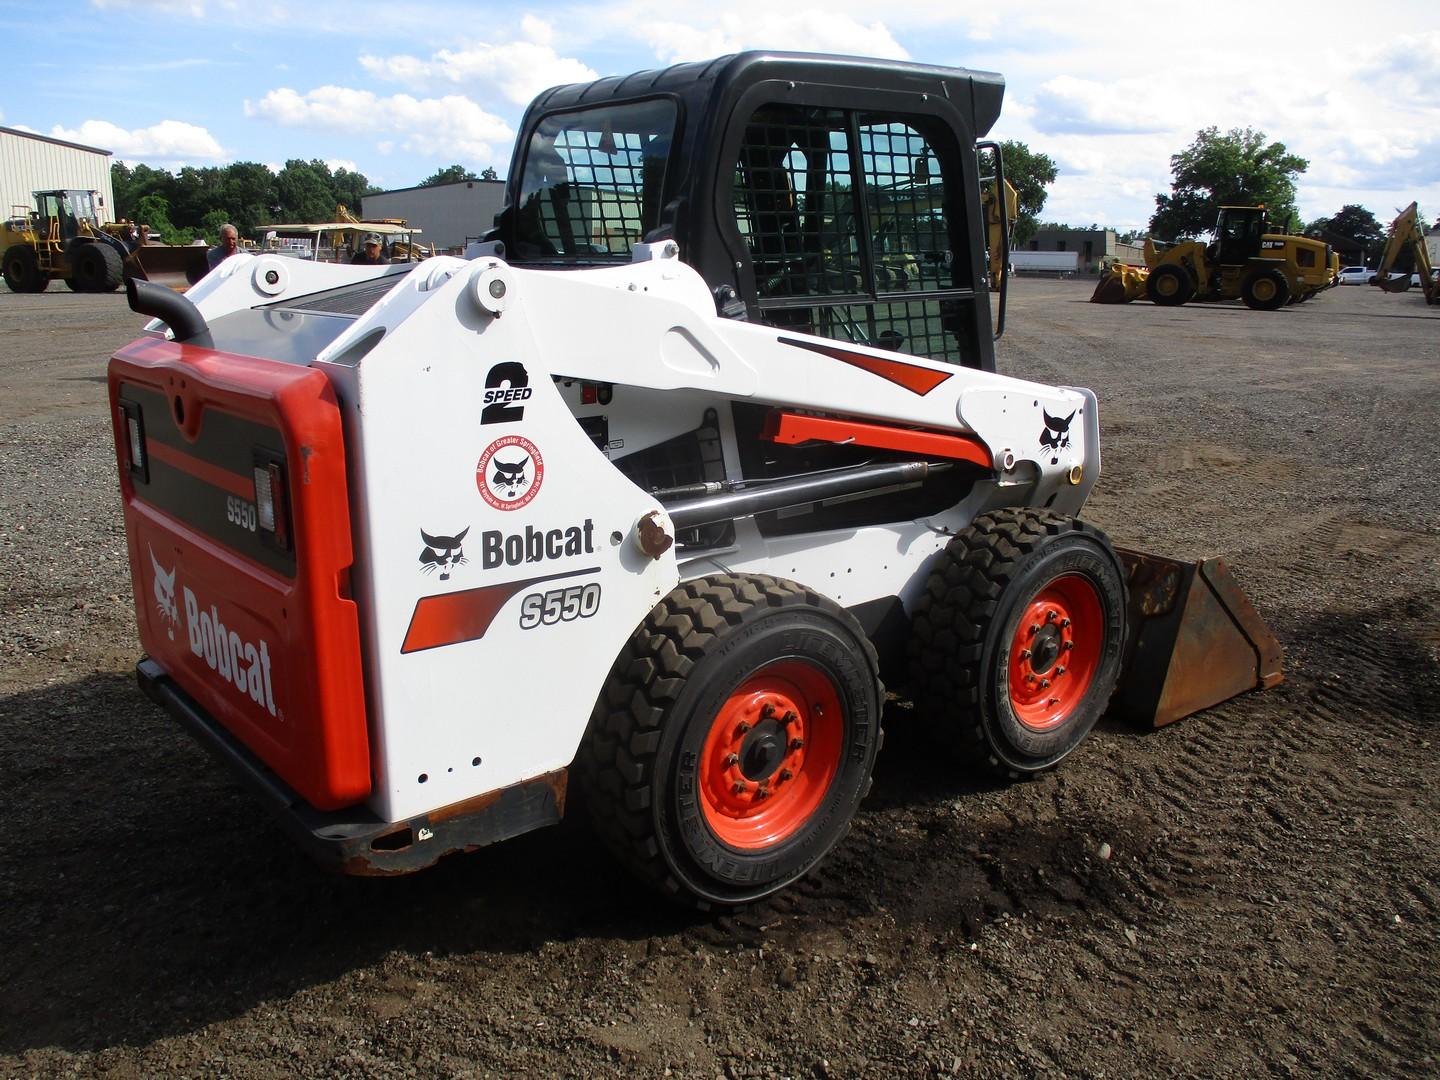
[325,158,359,174]
[636,10,908,64]
[245,86,512,162]
[358,21,598,106]
[50,119,225,163]
[1030,76,1169,137]
[89,0,208,15]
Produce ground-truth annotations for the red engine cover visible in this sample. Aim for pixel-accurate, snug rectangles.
[109,336,370,811]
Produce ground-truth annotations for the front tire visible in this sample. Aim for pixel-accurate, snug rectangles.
[71,243,124,292]
[580,574,883,910]
[1146,264,1193,306]
[908,509,1127,778]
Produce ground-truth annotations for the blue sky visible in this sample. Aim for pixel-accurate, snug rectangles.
[6,0,1438,231]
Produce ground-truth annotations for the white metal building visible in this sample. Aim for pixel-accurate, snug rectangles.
[0,126,115,223]
[361,178,506,253]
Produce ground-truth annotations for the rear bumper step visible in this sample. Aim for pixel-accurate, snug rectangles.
[136,658,566,875]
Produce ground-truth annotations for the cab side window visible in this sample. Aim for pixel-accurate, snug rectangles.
[732,105,977,364]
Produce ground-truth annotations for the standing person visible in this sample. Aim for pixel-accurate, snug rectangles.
[207,224,240,271]
[352,233,389,265]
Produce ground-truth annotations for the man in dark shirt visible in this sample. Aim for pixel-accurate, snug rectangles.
[206,223,239,271]
[351,234,388,265]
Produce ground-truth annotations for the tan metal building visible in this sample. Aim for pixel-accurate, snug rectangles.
[362,178,506,254]
[0,126,115,224]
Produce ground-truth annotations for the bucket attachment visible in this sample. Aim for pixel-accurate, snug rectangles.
[124,245,210,292]
[1090,262,1148,304]
[1111,548,1283,728]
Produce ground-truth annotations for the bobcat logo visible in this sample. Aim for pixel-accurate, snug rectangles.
[490,457,529,498]
[1040,409,1075,463]
[149,545,178,640]
[419,527,469,581]
[476,434,544,511]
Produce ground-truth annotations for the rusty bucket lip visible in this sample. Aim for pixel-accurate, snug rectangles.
[1110,548,1284,729]
[135,658,565,875]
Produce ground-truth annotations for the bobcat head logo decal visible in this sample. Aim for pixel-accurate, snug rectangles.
[1040,409,1075,464]
[476,434,544,511]
[149,544,178,639]
[419,527,469,581]
[491,457,529,497]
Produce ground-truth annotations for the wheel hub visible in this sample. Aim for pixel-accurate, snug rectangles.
[1006,574,1105,733]
[698,661,844,850]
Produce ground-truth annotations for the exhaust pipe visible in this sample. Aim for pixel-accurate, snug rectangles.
[664,460,950,530]
[126,277,212,347]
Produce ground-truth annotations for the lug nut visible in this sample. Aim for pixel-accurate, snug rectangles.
[724,753,739,767]
[782,710,798,726]
[1030,623,1040,636]
[1063,641,1074,651]
[756,784,770,799]
[1020,648,1032,660]
[1047,610,1058,622]
[779,768,794,781]
[760,703,776,720]
[1048,697,1060,706]
[1056,666,1067,677]
[789,738,805,751]
[1061,618,1072,628]
[1040,679,1051,689]
[733,781,748,795]
[737,721,752,734]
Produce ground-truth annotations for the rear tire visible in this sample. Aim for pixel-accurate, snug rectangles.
[3,246,48,293]
[580,574,883,911]
[1145,264,1193,306]
[1241,267,1290,310]
[72,243,124,292]
[908,509,1127,779]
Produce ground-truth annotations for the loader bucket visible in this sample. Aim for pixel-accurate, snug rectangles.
[1110,548,1283,728]
[1089,263,1147,304]
[124,245,209,292]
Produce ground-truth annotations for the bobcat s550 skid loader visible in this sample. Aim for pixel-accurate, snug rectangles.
[109,53,1281,910]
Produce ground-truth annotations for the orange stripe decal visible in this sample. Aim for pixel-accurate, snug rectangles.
[146,439,255,498]
[778,336,954,396]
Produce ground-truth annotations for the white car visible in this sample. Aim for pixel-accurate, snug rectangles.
[1337,266,1369,284]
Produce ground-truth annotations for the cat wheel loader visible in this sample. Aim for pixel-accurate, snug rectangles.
[1091,205,1336,309]
[1,188,208,293]
[107,52,1281,911]
[1370,202,1438,305]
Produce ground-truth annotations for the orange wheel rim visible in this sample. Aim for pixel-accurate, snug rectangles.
[1006,574,1104,732]
[698,660,844,850]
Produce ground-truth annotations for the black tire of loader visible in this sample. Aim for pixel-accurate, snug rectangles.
[1146,264,1193,306]
[579,573,883,911]
[72,243,124,293]
[1241,267,1290,311]
[907,508,1127,779]
[3,246,48,293]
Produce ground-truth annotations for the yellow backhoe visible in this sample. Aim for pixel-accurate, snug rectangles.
[1370,202,1437,305]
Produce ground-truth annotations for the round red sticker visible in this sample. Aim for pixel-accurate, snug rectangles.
[476,435,544,511]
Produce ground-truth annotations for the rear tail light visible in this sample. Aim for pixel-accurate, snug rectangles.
[252,456,290,551]
[118,399,148,482]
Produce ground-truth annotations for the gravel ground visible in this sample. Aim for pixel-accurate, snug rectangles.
[1,279,1437,1079]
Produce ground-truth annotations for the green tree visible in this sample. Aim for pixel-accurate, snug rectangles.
[1304,204,1385,262]
[481,166,499,181]
[421,164,480,186]
[1149,127,1308,240]
[275,159,339,223]
[997,141,1058,244]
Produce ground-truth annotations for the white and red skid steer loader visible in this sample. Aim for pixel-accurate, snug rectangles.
[108,53,1280,909]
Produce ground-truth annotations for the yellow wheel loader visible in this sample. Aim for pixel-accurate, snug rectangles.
[1092,205,1334,309]
[1,188,208,293]
[1370,202,1438,305]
